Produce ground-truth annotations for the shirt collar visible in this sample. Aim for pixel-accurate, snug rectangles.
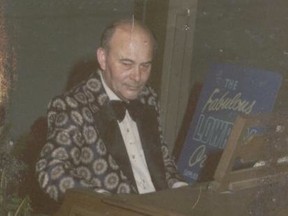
[99,70,121,101]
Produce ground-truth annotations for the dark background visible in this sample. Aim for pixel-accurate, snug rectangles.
[3,0,288,158]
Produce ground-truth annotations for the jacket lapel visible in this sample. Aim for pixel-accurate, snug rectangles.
[135,105,168,190]
[93,100,138,191]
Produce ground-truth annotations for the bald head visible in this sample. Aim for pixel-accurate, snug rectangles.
[100,19,157,53]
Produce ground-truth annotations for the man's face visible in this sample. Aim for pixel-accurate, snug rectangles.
[97,25,153,101]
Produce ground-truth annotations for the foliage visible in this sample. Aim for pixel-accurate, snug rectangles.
[0,125,32,216]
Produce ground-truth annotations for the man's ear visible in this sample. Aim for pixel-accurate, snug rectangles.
[97,48,106,71]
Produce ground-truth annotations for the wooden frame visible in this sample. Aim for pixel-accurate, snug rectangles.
[210,113,288,192]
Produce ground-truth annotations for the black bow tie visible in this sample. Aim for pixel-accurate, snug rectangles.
[110,100,143,122]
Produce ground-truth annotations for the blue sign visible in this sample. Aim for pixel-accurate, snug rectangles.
[177,64,283,183]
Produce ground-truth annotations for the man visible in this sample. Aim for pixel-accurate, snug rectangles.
[36,18,186,202]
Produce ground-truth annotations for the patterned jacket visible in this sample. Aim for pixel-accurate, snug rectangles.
[36,71,184,201]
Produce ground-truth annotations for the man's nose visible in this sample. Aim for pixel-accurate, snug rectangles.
[130,66,141,82]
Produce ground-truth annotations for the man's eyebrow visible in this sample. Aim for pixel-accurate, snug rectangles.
[119,58,134,63]
[119,58,152,65]
[140,60,152,66]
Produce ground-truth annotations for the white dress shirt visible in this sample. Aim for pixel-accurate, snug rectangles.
[100,73,156,194]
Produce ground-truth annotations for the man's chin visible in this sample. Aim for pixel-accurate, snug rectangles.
[121,93,139,101]
[126,96,138,101]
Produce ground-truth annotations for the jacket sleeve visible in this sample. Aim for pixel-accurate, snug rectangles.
[158,116,188,188]
[35,96,108,201]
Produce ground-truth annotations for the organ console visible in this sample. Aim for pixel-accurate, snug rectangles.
[55,113,288,216]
